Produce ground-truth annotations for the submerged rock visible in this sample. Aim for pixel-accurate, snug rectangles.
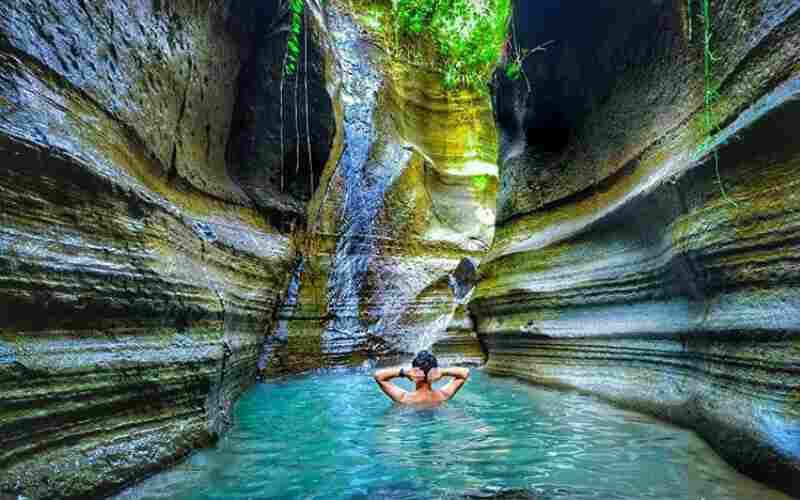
[473,0,800,496]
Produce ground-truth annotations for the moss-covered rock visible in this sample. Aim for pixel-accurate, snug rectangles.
[259,1,499,374]
[473,0,800,496]
[0,0,330,497]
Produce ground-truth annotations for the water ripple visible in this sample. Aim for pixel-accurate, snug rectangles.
[116,371,790,500]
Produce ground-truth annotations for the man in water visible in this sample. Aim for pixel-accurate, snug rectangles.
[373,350,470,405]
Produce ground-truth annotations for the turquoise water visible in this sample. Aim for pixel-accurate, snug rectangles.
[118,369,789,500]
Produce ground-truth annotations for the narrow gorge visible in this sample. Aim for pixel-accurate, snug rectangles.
[0,0,798,498]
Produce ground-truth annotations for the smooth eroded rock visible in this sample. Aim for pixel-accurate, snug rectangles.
[473,0,800,495]
[0,1,304,497]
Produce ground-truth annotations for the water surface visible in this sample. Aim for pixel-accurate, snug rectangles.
[118,369,790,499]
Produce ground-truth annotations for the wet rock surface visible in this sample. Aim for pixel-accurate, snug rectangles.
[0,0,306,497]
[474,0,800,496]
[432,305,486,366]
[259,1,498,375]
[1,0,798,497]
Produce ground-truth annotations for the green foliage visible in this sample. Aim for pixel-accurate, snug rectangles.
[284,0,305,75]
[700,0,719,140]
[471,174,491,191]
[503,40,552,88]
[358,8,385,31]
[389,0,512,92]
[694,0,738,207]
[505,61,521,81]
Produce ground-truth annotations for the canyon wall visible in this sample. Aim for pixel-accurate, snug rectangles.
[0,1,334,497]
[472,0,800,496]
[0,0,491,495]
[259,1,498,374]
[4,0,796,497]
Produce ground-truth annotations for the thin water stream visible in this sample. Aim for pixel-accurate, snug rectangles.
[117,370,791,500]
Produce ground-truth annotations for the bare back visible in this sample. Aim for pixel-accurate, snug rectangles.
[374,366,470,405]
[400,388,448,406]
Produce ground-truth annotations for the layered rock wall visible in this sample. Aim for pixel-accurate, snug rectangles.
[0,1,324,497]
[432,305,486,366]
[259,1,498,374]
[473,0,800,495]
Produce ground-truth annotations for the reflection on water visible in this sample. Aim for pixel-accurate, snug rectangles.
[116,371,790,500]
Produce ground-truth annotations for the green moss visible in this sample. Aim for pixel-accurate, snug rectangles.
[283,0,305,75]
[350,0,511,93]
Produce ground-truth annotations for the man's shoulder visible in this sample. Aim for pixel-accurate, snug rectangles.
[433,390,450,402]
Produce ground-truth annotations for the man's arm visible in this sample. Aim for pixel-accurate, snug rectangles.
[373,366,408,403]
[434,367,470,400]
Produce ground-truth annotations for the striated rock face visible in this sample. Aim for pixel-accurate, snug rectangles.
[259,1,498,374]
[432,305,486,366]
[0,0,335,497]
[473,0,800,495]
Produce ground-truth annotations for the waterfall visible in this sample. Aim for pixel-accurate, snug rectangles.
[318,4,408,357]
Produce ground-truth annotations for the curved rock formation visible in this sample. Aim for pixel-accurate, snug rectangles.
[0,0,335,497]
[472,0,800,495]
[259,1,499,374]
[432,304,486,366]
[3,0,797,497]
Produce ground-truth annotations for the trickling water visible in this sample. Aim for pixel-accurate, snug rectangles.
[318,3,412,353]
[116,370,790,500]
[258,258,304,371]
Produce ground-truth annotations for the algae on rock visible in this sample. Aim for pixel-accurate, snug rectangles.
[0,0,336,497]
[471,0,800,496]
[260,0,502,374]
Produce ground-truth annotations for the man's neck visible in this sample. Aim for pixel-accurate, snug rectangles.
[414,382,432,392]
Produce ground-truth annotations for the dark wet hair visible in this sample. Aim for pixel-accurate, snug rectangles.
[412,350,438,376]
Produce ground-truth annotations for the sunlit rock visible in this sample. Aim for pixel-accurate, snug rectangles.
[261,1,499,374]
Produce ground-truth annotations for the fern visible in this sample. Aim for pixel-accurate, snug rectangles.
[368,0,513,93]
[285,0,305,75]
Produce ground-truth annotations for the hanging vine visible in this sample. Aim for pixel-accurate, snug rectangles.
[279,0,325,307]
[503,3,552,94]
[304,6,314,197]
[276,0,318,202]
[278,0,304,195]
[694,0,738,207]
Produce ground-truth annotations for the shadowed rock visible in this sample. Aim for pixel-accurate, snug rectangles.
[0,0,329,497]
[473,0,800,496]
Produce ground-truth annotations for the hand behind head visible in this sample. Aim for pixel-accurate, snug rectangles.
[426,367,442,383]
[407,367,427,383]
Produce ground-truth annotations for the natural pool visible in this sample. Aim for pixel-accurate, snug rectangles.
[117,369,790,500]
